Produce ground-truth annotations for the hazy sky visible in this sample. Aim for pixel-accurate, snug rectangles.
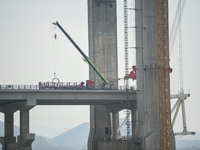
[0,0,199,136]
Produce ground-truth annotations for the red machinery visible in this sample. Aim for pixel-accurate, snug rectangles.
[124,65,136,80]
[124,65,172,81]
[39,80,95,90]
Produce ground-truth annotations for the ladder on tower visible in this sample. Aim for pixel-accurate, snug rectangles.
[124,0,131,140]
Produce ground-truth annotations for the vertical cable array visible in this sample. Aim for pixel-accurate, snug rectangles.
[178,0,189,134]
[178,0,183,93]
[170,0,194,136]
[156,0,171,149]
[124,0,131,140]
[124,0,129,89]
[169,0,186,56]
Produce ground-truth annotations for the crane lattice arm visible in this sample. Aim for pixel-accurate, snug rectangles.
[156,0,171,149]
[53,21,109,84]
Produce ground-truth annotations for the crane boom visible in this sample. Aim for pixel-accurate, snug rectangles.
[156,0,171,149]
[53,21,109,84]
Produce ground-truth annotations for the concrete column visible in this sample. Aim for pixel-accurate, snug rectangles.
[131,108,137,138]
[5,112,14,138]
[111,111,119,140]
[135,0,175,149]
[2,112,17,150]
[135,0,145,148]
[20,109,29,137]
[94,105,111,141]
[18,108,34,150]
[88,0,118,149]
[88,105,111,150]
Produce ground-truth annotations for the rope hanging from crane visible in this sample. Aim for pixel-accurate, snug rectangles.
[52,24,60,83]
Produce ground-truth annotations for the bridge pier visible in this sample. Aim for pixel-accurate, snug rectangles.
[0,101,35,150]
[111,111,119,140]
[17,107,35,150]
[1,112,17,150]
[0,90,136,150]
[88,0,120,149]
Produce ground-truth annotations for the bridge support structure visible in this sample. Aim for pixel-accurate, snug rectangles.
[87,0,141,149]
[135,0,175,149]
[88,0,175,149]
[0,101,35,150]
[88,0,126,149]
[0,89,136,150]
[88,101,139,150]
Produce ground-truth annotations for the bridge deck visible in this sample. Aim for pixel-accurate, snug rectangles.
[0,90,137,106]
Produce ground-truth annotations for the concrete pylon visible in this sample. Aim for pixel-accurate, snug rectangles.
[135,0,175,149]
[87,0,119,150]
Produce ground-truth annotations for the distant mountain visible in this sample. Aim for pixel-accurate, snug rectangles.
[0,121,19,137]
[51,122,90,150]
[33,135,58,150]
[31,127,71,138]
[0,121,58,150]
[1,120,200,150]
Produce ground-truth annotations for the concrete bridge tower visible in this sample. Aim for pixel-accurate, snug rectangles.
[88,0,175,150]
[87,0,120,149]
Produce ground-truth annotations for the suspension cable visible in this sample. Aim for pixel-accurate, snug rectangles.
[178,0,184,93]
[169,0,186,57]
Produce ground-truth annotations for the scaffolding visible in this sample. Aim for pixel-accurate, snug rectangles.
[156,0,171,149]
[124,0,131,140]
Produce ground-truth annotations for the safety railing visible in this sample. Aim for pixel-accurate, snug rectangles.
[0,84,137,91]
[0,85,39,90]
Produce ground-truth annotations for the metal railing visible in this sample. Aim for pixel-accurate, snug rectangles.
[0,84,39,90]
[0,84,137,91]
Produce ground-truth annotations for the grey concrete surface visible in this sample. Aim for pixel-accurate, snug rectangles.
[0,90,136,106]
[87,0,122,150]
[135,0,175,149]
[0,0,176,149]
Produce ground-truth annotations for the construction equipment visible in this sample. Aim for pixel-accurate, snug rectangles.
[156,0,171,149]
[124,65,171,81]
[39,80,95,90]
[52,21,109,87]
[124,65,136,80]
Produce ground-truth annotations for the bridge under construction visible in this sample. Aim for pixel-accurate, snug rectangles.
[0,0,179,150]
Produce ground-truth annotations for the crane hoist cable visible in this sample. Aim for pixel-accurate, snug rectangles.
[52,24,59,82]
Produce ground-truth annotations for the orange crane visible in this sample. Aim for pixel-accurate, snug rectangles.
[156,0,171,149]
